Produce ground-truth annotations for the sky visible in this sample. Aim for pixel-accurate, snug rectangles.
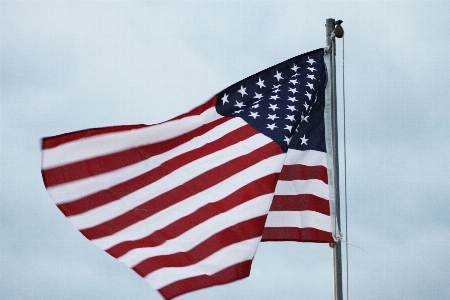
[1,1,449,299]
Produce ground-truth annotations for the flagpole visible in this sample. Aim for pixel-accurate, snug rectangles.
[326,18,343,300]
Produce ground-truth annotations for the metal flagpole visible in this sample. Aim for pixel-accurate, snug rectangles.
[325,18,343,300]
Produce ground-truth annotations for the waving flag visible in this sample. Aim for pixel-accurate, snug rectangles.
[41,48,333,299]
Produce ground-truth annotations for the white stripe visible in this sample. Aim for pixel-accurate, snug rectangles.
[42,107,221,169]
[265,211,331,232]
[68,133,276,230]
[274,179,329,200]
[282,149,327,167]
[118,194,272,267]
[47,118,247,204]
[146,237,261,290]
[92,154,285,250]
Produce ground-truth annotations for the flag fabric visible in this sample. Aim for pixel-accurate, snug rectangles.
[41,48,333,299]
[261,53,334,243]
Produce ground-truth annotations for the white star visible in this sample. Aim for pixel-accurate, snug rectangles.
[300,134,308,145]
[267,123,277,130]
[285,115,295,122]
[303,102,309,110]
[274,71,284,81]
[283,135,292,144]
[272,84,281,89]
[301,114,309,122]
[307,57,316,65]
[287,96,298,102]
[238,85,247,97]
[305,91,312,100]
[254,92,263,99]
[234,101,246,108]
[268,103,279,111]
[306,82,314,90]
[252,103,259,109]
[256,78,265,88]
[307,74,316,80]
[286,105,297,112]
[270,95,280,101]
[249,111,260,119]
[288,87,298,94]
[272,88,280,93]
[267,114,279,120]
[221,93,229,104]
[292,73,300,77]
[233,109,244,114]
[307,67,317,72]
[284,124,293,132]
[290,79,298,85]
[291,64,300,72]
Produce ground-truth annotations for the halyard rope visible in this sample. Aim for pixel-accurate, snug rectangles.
[342,34,349,300]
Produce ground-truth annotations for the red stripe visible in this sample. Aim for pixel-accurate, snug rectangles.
[132,216,266,277]
[42,125,148,150]
[80,142,282,240]
[43,117,230,187]
[41,96,217,150]
[106,174,279,258]
[269,194,330,215]
[167,96,217,122]
[158,260,252,300]
[56,124,257,217]
[261,227,333,243]
[278,164,328,183]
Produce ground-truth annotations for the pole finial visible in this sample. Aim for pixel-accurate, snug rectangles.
[335,20,344,38]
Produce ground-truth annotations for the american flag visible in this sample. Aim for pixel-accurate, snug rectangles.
[41,48,333,299]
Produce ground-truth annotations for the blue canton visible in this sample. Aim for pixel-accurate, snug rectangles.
[216,48,328,153]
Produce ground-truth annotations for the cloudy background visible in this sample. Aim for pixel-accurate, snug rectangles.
[1,1,449,299]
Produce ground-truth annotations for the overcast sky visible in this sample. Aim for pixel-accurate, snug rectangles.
[1,1,449,299]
